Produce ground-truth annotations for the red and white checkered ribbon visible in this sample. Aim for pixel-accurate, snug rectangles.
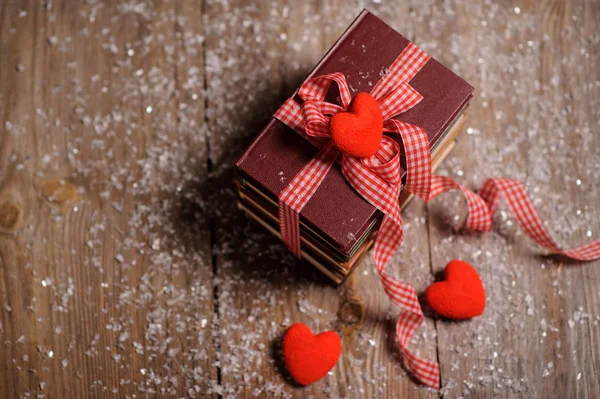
[273,42,600,389]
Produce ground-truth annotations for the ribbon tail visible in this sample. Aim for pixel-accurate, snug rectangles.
[479,178,600,260]
[427,176,600,261]
[374,217,441,389]
[428,175,493,231]
[343,156,440,389]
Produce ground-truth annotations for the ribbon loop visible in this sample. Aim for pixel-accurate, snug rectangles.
[300,101,333,138]
[298,72,352,108]
[359,136,402,187]
[306,100,345,116]
[342,155,402,227]
[385,119,433,200]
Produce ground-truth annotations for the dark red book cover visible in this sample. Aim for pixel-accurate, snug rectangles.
[236,10,474,256]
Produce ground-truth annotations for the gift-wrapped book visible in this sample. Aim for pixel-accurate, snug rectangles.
[235,10,474,284]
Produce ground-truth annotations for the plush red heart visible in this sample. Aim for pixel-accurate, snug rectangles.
[282,323,342,385]
[425,260,486,320]
[329,92,383,158]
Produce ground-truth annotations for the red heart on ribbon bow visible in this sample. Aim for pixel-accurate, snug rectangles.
[282,323,342,385]
[329,92,383,158]
[425,260,486,320]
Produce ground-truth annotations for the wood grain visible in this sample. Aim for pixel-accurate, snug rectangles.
[0,1,598,398]
[0,1,215,397]
[426,0,600,398]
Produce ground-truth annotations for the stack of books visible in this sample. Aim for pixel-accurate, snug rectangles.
[235,11,473,284]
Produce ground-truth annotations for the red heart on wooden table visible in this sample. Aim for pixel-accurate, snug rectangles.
[425,260,486,320]
[329,92,383,158]
[282,323,342,385]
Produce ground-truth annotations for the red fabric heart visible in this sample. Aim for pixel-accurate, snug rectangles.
[282,323,342,385]
[329,92,383,158]
[425,260,486,320]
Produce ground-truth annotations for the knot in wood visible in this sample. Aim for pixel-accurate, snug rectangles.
[41,179,80,204]
[0,200,21,230]
[338,299,364,326]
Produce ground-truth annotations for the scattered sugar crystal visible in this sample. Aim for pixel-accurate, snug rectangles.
[1,2,596,397]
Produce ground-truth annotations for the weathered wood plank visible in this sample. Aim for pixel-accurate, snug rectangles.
[324,4,440,399]
[204,1,439,397]
[549,0,600,396]
[203,1,308,396]
[202,1,286,396]
[0,1,215,397]
[426,0,600,397]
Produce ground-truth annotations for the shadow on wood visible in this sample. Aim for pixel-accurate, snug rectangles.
[171,68,337,287]
[270,330,304,388]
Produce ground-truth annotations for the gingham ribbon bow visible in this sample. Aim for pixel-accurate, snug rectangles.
[273,43,600,389]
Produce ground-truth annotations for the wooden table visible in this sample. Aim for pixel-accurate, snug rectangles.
[1,1,598,397]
